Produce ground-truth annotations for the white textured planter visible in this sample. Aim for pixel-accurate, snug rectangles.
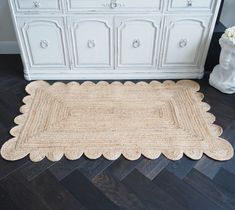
[209,37,235,94]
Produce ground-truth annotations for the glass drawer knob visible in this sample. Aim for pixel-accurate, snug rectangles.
[133,39,141,48]
[187,0,192,7]
[87,40,96,48]
[179,39,188,48]
[40,40,49,49]
[110,0,118,9]
[33,1,40,8]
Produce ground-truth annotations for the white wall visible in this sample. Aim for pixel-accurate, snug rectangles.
[220,0,235,27]
[0,0,16,41]
[0,0,234,53]
[0,0,19,53]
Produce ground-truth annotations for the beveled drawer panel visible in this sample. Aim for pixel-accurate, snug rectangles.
[68,17,113,69]
[160,15,211,69]
[116,16,161,69]
[14,0,61,12]
[67,0,162,12]
[17,17,69,68]
[168,0,215,12]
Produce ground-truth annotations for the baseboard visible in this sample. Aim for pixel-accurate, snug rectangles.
[24,71,204,81]
[0,41,20,54]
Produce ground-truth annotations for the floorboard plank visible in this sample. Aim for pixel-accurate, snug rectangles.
[135,155,169,180]
[49,156,87,181]
[0,185,20,210]
[213,168,235,196]
[166,156,197,179]
[194,156,223,179]
[77,156,114,180]
[29,170,87,210]
[20,159,57,181]
[153,169,222,210]
[184,169,235,210]
[61,169,123,210]
[0,171,50,210]
[221,121,235,175]
[92,169,146,210]
[122,169,188,210]
[0,158,29,181]
[108,156,143,181]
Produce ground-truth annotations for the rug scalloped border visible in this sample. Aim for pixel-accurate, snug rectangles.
[0,80,234,162]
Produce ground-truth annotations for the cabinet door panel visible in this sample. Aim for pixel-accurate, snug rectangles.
[69,17,113,69]
[17,18,69,68]
[116,17,161,69]
[160,16,211,70]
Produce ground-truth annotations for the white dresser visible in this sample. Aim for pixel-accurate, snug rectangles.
[9,0,222,80]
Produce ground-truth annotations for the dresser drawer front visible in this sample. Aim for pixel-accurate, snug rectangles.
[116,17,161,69]
[14,0,61,12]
[67,0,162,12]
[161,16,211,69]
[68,17,113,68]
[17,18,68,68]
[168,0,214,11]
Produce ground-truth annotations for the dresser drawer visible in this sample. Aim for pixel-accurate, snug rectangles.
[168,0,215,12]
[67,0,162,12]
[13,0,61,12]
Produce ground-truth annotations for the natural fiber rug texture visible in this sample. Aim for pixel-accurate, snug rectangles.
[1,80,233,162]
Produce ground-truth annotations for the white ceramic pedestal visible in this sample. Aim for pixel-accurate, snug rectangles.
[209,37,235,94]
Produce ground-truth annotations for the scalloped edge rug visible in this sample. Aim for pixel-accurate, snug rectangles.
[0,80,234,162]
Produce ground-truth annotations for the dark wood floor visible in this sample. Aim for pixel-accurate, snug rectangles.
[0,55,235,210]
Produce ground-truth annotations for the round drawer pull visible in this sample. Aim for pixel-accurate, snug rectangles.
[110,0,118,9]
[132,39,141,48]
[187,0,192,7]
[40,40,49,49]
[33,1,41,8]
[103,1,125,8]
[87,40,96,48]
[179,39,188,48]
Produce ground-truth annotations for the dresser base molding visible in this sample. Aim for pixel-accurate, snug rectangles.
[24,71,204,81]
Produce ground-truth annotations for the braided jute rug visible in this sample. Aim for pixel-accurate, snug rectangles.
[1,80,233,162]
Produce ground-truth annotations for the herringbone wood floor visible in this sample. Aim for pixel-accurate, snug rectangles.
[0,55,235,210]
